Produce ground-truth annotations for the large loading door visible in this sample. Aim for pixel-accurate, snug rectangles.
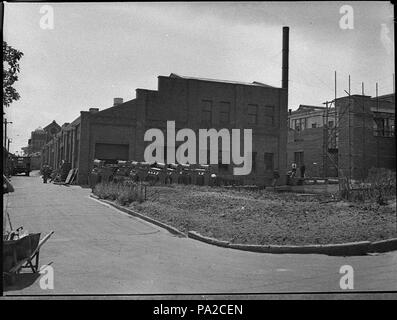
[94,143,129,161]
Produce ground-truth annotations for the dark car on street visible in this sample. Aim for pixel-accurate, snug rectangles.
[11,156,31,176]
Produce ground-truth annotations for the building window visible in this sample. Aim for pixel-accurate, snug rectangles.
[311,123,317,128]
[248,104,258,125]
[264,105,275,126]
[219,102,230,125]
[293,118,307,131]
[294,152,304,168]
[374,118,395,137]
[201,100,212,125]
[264,153,274,171]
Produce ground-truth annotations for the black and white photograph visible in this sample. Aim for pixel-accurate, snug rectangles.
[2,1,396,302]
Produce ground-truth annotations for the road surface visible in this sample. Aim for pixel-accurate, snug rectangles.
[3,172,397,296]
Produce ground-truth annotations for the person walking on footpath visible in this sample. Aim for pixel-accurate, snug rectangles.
[41,164,52,183]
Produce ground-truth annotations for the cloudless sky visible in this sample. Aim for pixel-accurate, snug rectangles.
[3,1,394,153]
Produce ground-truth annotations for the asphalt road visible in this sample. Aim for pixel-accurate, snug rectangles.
[3,172,397,296]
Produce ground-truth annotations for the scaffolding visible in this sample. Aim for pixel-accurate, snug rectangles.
[322,72,355,184]
[322,100,338,178]
[322,71,341,179]
[322,73,395,183]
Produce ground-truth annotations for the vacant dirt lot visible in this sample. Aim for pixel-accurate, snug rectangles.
[124,185,397,245]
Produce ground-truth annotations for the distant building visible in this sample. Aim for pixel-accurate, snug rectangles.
[28,128,47,153]
[43,120,61,142]
[289,105,327,130]
[22,121,61,169]
[25,121,61,155]
[287,93,395,179]
[42,73,288,185]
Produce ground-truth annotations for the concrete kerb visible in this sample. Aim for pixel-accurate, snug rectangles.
[91,194,397,256]
[227,241,372,256]
[187,231,230,248]
[369,238,397,253]
[188,231,374,256]
[188,231,397,256]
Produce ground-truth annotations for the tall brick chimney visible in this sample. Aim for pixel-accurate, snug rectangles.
[282,26,289,102]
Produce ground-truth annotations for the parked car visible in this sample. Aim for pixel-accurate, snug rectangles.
[11,156,31,176]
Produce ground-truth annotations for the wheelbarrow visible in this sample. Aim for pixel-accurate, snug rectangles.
[3,231,54,285]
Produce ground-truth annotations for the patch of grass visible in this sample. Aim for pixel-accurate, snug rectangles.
[93,182,145,205]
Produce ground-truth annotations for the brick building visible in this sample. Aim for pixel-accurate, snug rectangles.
[22,121,61,169]
[287,104,338,177]
[42,73,288,185]
[287,93,395,180]
[43,121,62,142]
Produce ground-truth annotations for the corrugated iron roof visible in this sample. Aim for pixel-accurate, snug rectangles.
[290,104,325,114]
[169,73,278,88]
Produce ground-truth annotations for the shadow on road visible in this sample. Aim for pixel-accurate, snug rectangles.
[3,272,41,292]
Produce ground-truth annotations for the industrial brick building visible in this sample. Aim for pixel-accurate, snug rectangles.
[27,128,47,154]
[287,93,395,180]
[42,74,288,185]
[24,121,61,155]
[41,26,290,186]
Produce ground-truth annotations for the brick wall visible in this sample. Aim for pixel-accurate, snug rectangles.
[43,75,288,186]
[287,127,326,177]
[337,95,395,180]
[141,76,288,186]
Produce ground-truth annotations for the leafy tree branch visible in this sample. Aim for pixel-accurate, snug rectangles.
[3,41,24,107]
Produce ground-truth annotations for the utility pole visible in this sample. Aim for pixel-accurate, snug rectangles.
[334,71,337,127]
[342,83,352,183]
[7,138,11,152]
[3,118,13,149]
[376,82,379,167]
[348,74,351,95]
[393,73,395,106]
[324,101,329,178]
[362,82,364,95]
[334,71,339,182]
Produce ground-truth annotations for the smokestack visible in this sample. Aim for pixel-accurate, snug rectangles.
[282,26,289,92]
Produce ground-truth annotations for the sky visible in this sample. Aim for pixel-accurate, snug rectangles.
[3,1,395,154]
